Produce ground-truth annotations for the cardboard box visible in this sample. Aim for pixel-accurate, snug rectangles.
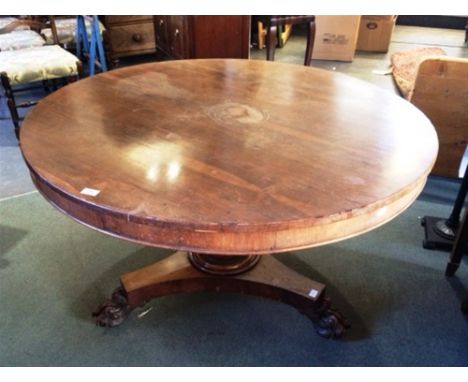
[357,16,397,52]
[312,16,361,62]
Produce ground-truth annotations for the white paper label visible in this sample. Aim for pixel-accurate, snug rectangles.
[80,187,101,197]
[308,288,319,298]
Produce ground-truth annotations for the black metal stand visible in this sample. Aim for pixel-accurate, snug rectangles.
[445,208,468,276]
[444,203,468,314]
[430,165,468,314]
[421,216,455,250]
[462,297,468,314]
[422,163,468,252]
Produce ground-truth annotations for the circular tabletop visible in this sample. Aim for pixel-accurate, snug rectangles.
[20,59,438,254]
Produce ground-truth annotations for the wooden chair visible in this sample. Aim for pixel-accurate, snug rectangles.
[40,16,105,47]
[0,16,36,35]
[0,29,46,51]
[0,17,56,51]
[0,17,83,140]
[410,57,468,178]
[0,16,58,42]
[256,19,292,50]
[257,16,316,66]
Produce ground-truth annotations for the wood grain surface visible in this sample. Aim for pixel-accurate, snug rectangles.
[410,56,468,178]
[20,59,438,254]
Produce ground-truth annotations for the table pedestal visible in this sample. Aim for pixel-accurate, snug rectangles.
[93,252,349,339]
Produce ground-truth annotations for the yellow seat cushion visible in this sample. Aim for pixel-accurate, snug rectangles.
[0,30,45,51]
[0,45,79,85]
[41,17,106,45]
[0,17,30,31]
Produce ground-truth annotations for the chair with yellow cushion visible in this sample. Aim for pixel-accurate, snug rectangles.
[0,16,31,32]
[0,29,46,51]
[0,17,50,51]
[40,16,106,47]
[0,18,83,140]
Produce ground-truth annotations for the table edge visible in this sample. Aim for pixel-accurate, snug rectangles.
[27,162,430,254]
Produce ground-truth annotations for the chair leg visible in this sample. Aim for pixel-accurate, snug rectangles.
[465,20,468,43]
[42,79,51,93]
[51,78,59,91]
[304,20,316,66]
[76,61,85,80]
[101,30,115,70]
[1,72,21,140]
[462,296,468,313]
[7,98,20,140]
[266,25,277,61]
[257,21,266,49]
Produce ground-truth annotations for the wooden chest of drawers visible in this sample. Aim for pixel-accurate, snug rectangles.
[154,16,250,59]
[105,16,156,62]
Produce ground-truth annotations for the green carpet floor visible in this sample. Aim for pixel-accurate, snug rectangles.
[1,192,467,366]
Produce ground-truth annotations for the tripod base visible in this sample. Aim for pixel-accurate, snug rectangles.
[421,216,456,251]
[92,251,350,339]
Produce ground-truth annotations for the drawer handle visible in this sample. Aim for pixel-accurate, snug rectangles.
[159,19,164,26]
[132,33,143,43]
[174,28,180,37]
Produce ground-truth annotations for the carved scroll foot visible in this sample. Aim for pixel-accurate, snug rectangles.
[303,297,350,339]
[92,287,133,327]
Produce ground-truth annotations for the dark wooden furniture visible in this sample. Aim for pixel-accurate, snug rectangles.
[257,16,316,66]
[153,16,250,59]
[104,16,156,64]
[20,59,438,339]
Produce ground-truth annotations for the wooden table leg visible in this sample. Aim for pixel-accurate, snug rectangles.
[304,20,316,66]
[93,252,350,339]
[265,25,277,61]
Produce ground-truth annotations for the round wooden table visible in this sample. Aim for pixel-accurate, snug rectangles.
[20,59,438,338]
